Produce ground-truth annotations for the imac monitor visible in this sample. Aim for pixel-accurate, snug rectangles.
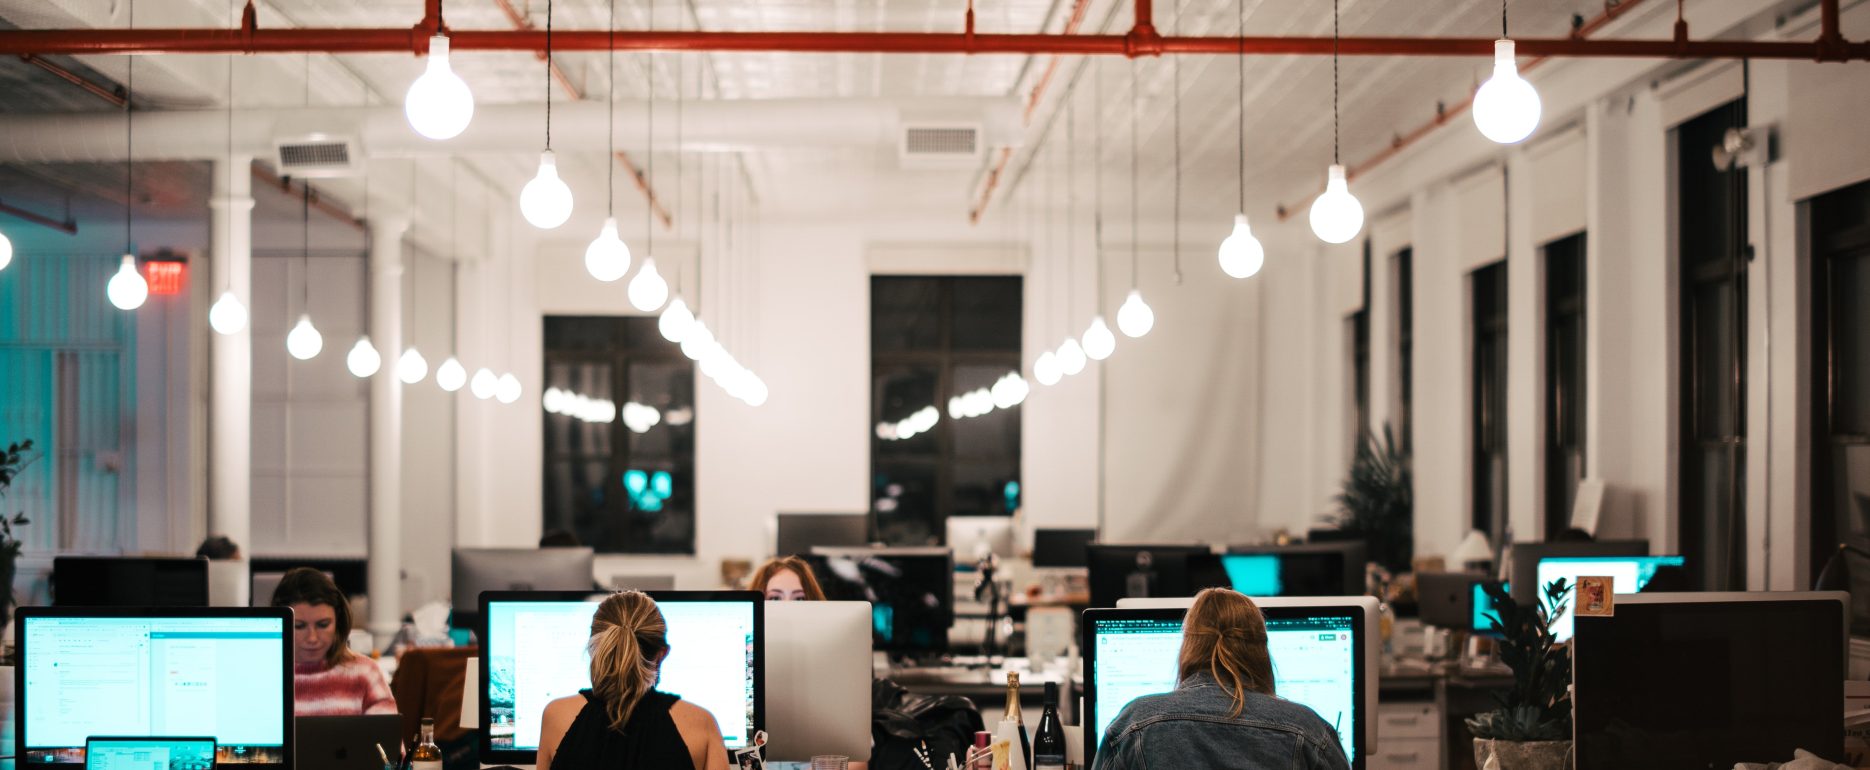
[1572,592,1846,769]
[1506,540,1647,604]
[15,607,293,765]
[1031,529,1097,569]
[450,547,596,629]
[807,547,953,654]
[945,516,1015,570]
[83,737,217,770]
[775,513,869,557]
[478,590,763,765]
[762,601,873,762]
[1415,572,1488,630]
[1534,555,1686,641]
[1083,603,1369,767]
[1087,545,1228,608]
[53,557,210,607]
[1471,581,1509,636]
[1221,542,1367,597]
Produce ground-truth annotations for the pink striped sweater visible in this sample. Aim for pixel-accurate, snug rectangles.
[293,654,399,717]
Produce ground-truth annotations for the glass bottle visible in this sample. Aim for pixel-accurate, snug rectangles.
[1004,672,1030,767]
[1031,682,1067,770]
[411,717,443,770]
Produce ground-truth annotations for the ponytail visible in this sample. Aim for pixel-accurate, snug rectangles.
[587,591,668,731]
[1177,588,1276,717]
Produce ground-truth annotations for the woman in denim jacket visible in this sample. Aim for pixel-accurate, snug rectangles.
[1094,588,1352,770]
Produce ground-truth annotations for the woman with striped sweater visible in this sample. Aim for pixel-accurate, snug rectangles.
[271,568,398,717]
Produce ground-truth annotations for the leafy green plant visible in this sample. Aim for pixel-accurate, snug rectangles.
[1333,425,1413,571]
[0,439,33,559]
[1466,578,1574,742]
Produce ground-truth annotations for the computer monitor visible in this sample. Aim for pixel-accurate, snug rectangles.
[1573,592,1846,769]
[1222,542,1368,597]
[1505,540,1647,603]
[775,513,870,558]
[450,547,596,630]
[52,557,211,607]
[1086,598,1376,766]
[808,547,953,654]
[84,737,217,770]
[762,601,872,763]
[1533,554,1686,641]
[249,570,337,608]
[1086,545,1227,608]
[1416,571,1488,630]
[1032,528,1097,569]
[1472,580,1509,636]
[946,516,1015,570]
[477,590,763,765]
[15,607,293,765]
[248,557,367,598]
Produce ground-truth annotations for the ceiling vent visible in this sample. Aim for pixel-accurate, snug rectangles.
[899,124,983,169]
[274,134,362,178]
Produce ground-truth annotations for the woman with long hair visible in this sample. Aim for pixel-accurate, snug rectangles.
[747,555,827,601]
[270,568,396,716]
[1093,588,1349,769]
[537,591,729,770]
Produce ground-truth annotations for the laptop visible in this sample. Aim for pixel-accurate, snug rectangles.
[296,715,405,770]
[85,737,217,770]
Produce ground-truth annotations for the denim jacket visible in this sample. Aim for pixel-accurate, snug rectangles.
[1092,672,1352,770]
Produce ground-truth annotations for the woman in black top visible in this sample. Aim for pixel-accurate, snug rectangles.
[537,591,730,770]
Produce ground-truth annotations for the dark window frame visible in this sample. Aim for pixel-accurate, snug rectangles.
[1811,179,1870,598]
[1473,260,1510,538]
[1395,247,1415,453]
[1350,240,1372,450]
[1544,232,1587,540]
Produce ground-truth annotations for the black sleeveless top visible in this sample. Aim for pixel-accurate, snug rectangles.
[555,689,697,770]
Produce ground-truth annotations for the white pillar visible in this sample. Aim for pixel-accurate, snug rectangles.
[368,217,410,647]
[208,155,254,554]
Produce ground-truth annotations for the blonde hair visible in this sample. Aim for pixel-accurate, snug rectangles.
[1177,588,1277,717]
[587,591,669,731]
[747,556,827,601]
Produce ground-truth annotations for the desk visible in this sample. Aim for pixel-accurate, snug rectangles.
[1375,661,1514,770]
[886,659,1076,728]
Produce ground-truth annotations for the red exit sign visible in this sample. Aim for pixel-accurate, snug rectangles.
[144,260,186,295]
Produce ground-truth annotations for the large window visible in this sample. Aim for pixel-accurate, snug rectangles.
[1395,248,1414,452]
[871,276,1022,546]
[1812,178,1870,608]
[542,316,696,554]
[1349,241,1372,449]
[1545,233,1587,539]
[1472,261,1509,538]
[1677,99,1749,590]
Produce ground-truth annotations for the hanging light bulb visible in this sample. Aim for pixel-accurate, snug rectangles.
[1309,164,1364,245]
[1218,214,1266,279]
[744,376,769,407]
[495,372,522,404]
[680,320,715,361]
[106,254,148,310]
[405,35,475,141]
[209,290,248,335]
[398,347,429,384]
[1116,289,1155,338]
[1034,351,1061,386]
[470,367,498,400]
[1473,40,1542,145]
[286,314,323,360]
[346,336,381,378]
[584,216,631,282]
[628,257,669,312]
[1082,316,1116,361]
[519,150,574,229]
[659,296,694,343]
[1057,338,1087,376]
[0,229,12,271]
[436,357,468,392]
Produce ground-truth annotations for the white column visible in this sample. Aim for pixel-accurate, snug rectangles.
[208,154,254,553]
[368,217,410,647]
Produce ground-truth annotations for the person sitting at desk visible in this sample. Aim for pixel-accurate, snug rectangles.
[1095,588,1350,770]
[538,591,729,770]
[271,567,398,716]
[749,556,827,601]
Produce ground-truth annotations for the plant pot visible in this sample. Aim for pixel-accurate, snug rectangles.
[1473,738,1572,770]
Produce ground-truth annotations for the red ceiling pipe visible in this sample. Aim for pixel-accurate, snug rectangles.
[19,53,126,107]
[0,197,80,235]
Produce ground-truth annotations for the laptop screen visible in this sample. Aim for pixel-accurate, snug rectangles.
[84,737,216,770]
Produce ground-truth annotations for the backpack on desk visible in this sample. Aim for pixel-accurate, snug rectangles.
[870,678,986,770]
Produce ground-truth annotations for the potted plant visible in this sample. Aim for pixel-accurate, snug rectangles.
[0,440,36,635]
[1333,425,1413,572]
[1467,578,1573,770]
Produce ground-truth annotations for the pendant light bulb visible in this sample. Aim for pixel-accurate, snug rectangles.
[346,336,382,378]
[1082,316,1117,361]
[680,321,715,361]
[0,229,13,272]
[405,35,475,141]
[1057,338,1087,376]
[107,254,148,310]
[659,297,694,343]
[1308,164,1365,245]
[470,367,498,400]
[1034,351,1061,387]
[436,357,468,392]
[495,373,522,404]
[1116,289,1155,338]
[397,347,429,384]
[1472,40,1542,145]
[744,377,769,408]
[1218,213,1266,279]
[286,314,323,360]
[628,257,669,312]
[519,150,574,230]
[209,290,248,335]
[584,217,632,282]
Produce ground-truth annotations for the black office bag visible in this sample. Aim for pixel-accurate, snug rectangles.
[869,678,986,770]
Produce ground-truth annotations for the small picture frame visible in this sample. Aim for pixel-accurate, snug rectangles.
[1576,575,1614,617]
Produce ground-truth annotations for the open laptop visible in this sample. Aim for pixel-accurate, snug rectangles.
[296,715,404,770]
[85,737,217,770]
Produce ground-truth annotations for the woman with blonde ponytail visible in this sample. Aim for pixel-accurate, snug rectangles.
[536,591,729,770]
[1092,588,1349,770]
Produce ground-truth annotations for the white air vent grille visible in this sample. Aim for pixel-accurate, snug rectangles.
[274,134,362,178]
[899,124,983,169]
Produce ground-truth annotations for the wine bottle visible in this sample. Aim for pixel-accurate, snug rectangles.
[1031,682,1067,770]
[411,718,443,770]
[1004,672,1030,768]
